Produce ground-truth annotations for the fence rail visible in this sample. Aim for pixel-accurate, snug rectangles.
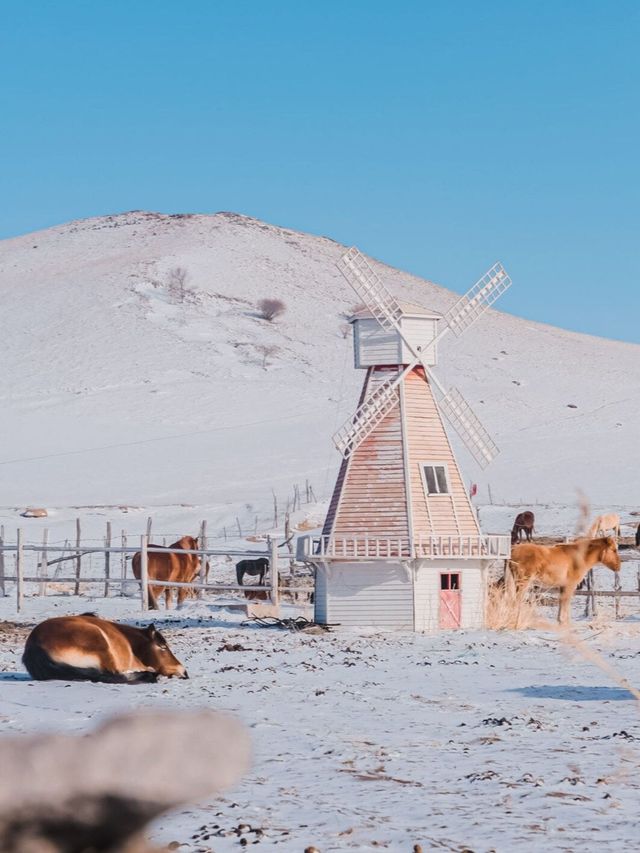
[297,533,511,561]
[0,530,305,613]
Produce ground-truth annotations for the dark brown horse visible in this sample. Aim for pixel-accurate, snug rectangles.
[132,535,203,610]
[511,511,535,544]
[236,557,269,586]
[22,614,188,683]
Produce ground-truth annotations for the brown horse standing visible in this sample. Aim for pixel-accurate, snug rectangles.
[511,511,535,544]
[508,536,620,624]
[22,614,188,683]
[132,535,202,610]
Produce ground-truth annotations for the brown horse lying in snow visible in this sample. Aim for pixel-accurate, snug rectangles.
[132,535,204,610]
[508,536,621,625]
[22,614,188,683]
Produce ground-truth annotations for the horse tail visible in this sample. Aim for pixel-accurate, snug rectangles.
[236,564,244,586]
[22,643,158,684]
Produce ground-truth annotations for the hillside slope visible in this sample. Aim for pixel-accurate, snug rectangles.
[0,211,638,533]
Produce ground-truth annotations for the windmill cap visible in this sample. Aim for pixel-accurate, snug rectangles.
[348,301,442,323]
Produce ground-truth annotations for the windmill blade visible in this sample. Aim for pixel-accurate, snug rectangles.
[445,262,511,337]
[337,248,403,332]
[333,373,401,458]
[439,387,499,469]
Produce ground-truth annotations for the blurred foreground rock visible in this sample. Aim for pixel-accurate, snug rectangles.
[0,710,250,853]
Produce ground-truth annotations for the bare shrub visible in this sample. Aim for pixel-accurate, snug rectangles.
[485,577,543,630]
[257,298,286,321]
[255,344,278,368]
[167,266,189,303]
[339,323,351,339]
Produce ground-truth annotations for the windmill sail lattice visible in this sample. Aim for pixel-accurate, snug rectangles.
[337,248,403,332]
[439,387,498,468]
[445,262,511,337]
[333,376,400,458]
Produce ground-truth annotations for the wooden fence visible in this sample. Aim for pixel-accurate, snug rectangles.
[0,529,313,613]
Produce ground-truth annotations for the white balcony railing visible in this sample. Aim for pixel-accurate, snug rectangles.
[296,533,510,562]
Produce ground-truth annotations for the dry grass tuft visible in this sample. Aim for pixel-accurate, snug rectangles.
[485,579,544,630]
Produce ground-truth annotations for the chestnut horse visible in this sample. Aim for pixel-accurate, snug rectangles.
[22,614,188,683]
[587,513,620,539]
[511,511,535,544]
[132,535,203,610]
[508,536,621,624]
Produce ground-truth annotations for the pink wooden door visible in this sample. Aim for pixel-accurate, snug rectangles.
[439,573,461,629]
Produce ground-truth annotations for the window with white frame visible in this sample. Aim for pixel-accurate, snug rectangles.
[421,463,450,495]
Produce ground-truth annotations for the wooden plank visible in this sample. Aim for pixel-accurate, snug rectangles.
[74,517,81,595]
[16,529,24,613]
[104,521,111,597]
[140,534,149,611]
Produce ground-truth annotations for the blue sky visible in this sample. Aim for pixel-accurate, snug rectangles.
[1,1,638,341]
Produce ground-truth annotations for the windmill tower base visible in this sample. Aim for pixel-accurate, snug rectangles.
[309,557,490,632]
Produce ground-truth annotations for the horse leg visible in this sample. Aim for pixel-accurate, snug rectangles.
[147,585,160,610]
[164,586,173,609]
[558,584,576,625]
[513,576,529,629]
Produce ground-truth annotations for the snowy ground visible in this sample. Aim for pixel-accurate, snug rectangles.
[2,594,640,852]
[1,211,639,850]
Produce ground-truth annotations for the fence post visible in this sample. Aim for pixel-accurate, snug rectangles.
[16,529,24,613]
[140,534,149,612]
[0,524,5,596]
[120,530,127,596]
[39,528,49,597]
[74,517,81,595]
[198,519,207,597]
[270,536,279,608]
[104,521,112,598]
[146,516,152,539]
[284,513,295,574]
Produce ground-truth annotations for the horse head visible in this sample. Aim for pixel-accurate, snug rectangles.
[598,536,621,572]
[141,625,188,678]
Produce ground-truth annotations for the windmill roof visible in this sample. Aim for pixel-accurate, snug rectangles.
[348,302,442,322]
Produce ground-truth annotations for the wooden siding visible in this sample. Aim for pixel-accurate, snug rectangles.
[404,368,480,539]
[414,562,484,632]
[321,562,414,629]
[330,367,410,541]
[399,317,438,366]
[314,565,328,624]
[354,319,402,368]
[322,368,372,538]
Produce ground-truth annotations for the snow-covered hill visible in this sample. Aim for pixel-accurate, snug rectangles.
[0,211,638,537]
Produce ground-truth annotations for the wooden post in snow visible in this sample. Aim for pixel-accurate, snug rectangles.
[16,529,24,613]
[146,516,152,539]
[39,528,49,597]
[120,530,127,596]
[198,519,208,597]
[284,513,295,574]
[74,518,81,595]
[104,521,112,598]
[140,534,149,612]
[0,525,5,596]
[270,536,279,608]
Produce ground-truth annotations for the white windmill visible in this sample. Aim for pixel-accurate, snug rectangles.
[297,247,513,632]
